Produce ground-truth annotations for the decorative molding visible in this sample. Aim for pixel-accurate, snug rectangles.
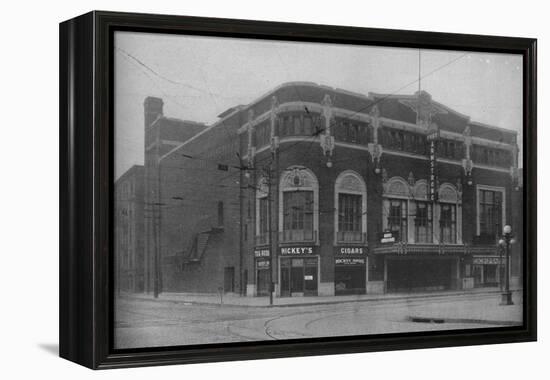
[383,176,410,197]
[320,94,335,158]
[412,180,428,200]
[408,172,415,187]
[439,182,459,203]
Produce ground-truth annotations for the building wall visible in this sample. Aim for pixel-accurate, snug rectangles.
[140,82,522,297]
[114,165,145,293]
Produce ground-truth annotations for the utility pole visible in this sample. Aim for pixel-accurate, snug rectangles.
[265,160,275,305]
[153,113,161,299]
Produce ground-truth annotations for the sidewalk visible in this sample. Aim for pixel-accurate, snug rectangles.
[121,286,522,309]
[406,291,523,325]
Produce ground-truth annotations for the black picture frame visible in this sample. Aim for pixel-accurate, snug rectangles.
[59,10,537,369]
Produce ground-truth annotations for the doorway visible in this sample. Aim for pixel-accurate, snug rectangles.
[223,266,235,293]
[280,257,318,296]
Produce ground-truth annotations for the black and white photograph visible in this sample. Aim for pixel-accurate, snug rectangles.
[113,31,525,350]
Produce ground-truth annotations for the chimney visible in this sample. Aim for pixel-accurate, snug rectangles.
[144,97,164,129]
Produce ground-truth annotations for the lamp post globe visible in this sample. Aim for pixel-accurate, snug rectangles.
[500,224,514,306]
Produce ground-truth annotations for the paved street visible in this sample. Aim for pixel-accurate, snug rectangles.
[115,291,522,349]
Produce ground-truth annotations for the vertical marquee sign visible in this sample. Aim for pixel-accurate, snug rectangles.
[427,123,440,202]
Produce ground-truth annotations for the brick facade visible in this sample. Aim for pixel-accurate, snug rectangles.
[130,83,522,297]
[114,165,145,293]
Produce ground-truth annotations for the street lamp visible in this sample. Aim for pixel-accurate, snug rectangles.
[498,224,514,305]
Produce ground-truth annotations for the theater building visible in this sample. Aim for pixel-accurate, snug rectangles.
[140,82,522,297]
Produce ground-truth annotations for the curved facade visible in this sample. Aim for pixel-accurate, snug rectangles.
[136,82,522,298]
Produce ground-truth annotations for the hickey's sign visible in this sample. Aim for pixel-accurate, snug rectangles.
[280,246,314,255]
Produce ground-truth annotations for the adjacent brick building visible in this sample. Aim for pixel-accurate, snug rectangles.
[136,82,522,297]
[114,165,145,293]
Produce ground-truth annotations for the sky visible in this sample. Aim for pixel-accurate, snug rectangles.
[114,31,523,179]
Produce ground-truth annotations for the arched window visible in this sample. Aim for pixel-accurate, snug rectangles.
[279,167,318,243]
[334,171,367,243]
[382,177,462,244]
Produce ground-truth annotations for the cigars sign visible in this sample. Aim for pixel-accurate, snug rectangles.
[334,246,366,255]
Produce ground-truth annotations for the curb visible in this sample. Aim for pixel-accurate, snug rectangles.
[121,289,521,309]
[407,315,521,326]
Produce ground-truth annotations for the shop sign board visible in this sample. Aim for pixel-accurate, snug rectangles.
[256,259,270,269]
[334,246,366,255]
[379,230,397,244]
[473,256,502,265]
[280,246,314,255]
[254,248,270,258]
[335,258,366,265]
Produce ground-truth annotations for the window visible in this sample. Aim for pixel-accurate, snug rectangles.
[293,116,302,135]
[388,130,405,150]
[280,168,318,242]
[283,190,314,242]
[349,123,359,143]
[479,189,502,239]
[388,199,408,242]
[283,191,314,236]
[303,115,313,136]
[257,123,269,147]
[416,134,427,154]
[259,197,269,236]
[440,203,457,243]
[217,201,224,226]
[414,201,433,243]
[440,140,457,159]
[338,193,362,241]
[280,115,291,136]
[335,171,366,243]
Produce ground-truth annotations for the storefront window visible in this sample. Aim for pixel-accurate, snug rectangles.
[414,201,433,243]
[440,203,457,243]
